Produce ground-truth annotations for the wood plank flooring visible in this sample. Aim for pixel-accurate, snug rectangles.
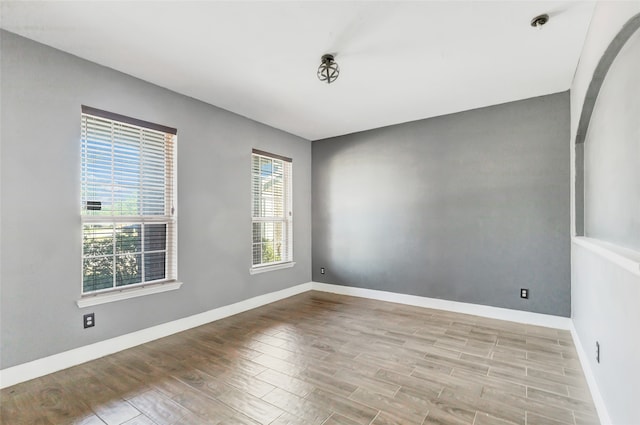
[0,291,599,425]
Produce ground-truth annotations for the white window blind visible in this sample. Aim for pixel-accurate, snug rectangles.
[81,106,177,294]
[251,149,293,268]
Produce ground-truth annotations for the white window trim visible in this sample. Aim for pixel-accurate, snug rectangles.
[77,280,183,308]
[249,261,296,275]
[80,107,178,296]
[251,149,293,271]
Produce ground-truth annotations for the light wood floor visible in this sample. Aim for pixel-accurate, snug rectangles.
[1,291,599,425]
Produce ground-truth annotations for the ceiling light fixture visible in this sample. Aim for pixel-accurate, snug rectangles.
[317,54,339,84]
[530,13,549,29]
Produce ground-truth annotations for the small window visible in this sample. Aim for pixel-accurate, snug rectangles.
[81,106,177,294]
[251,149,293,269]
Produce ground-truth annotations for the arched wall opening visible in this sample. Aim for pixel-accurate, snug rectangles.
[574,13,640,252]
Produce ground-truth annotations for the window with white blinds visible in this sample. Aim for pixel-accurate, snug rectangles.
[81,106,177,294]
[251,149,293,268]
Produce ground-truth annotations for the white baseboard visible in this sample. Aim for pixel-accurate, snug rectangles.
[0,280,576,390]
[569,324,612,425]
[0,282,313,389]
[310,282,572,330]
[311,283,611,422]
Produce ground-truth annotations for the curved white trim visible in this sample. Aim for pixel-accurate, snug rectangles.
[77,281,183,308]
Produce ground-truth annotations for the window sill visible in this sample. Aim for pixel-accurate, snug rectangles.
[250,262,296,275]
[573,237,640,276]
[76,281,183,308]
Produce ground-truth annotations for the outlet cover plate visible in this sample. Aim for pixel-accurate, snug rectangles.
[83,313,95,329]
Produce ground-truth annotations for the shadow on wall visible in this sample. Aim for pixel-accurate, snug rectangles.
[574,13,640,248]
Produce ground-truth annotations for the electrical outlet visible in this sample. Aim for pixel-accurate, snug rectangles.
[520,288,529,299]
[320,267,325,275]
[83,313,95,329]
[596,341,600,363]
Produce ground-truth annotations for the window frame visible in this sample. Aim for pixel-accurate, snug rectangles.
[251,149,294,273]
[80,106,178,297]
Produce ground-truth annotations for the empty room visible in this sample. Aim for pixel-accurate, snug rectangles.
[1,1,639,424]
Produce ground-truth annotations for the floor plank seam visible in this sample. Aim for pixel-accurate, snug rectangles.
[0,292,599,425]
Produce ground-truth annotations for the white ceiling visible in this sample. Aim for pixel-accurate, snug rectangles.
[0,1,595,140]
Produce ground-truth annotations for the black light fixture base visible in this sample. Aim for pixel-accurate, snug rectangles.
[531,13,549,28]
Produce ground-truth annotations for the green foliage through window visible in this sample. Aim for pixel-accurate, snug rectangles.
[81,110,176,293]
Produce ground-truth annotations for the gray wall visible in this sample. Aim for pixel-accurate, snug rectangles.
[312,93,571,317]
[572,16,640,425]
[584,28,640,250]
[0,30,311,369]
